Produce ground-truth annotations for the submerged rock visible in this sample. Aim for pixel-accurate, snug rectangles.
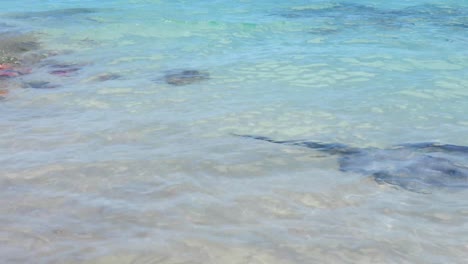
[0,31,66,92]
[0,32,40,58]
[47,62,82,76]
[0,69,20,78]
[0,32,41,70]
[0,63,30,78]
[86,73,121,82]
[164,69,210,86]
[49,68,80,76]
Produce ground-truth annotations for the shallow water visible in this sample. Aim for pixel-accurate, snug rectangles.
[1,0,468,263]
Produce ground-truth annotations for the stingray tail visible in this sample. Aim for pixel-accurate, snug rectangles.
[233,134,357,155]
[232,134,294,144]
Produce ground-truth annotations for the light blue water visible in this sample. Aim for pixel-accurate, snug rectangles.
[1,1,467,263]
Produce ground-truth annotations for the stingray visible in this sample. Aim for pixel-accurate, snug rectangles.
[237,135,468,193]
[164,69,210,86]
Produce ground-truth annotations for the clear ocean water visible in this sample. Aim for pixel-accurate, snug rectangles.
[1,0,467,263]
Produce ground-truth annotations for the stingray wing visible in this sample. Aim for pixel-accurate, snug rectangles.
[235,134,358,155]
[396,142,468,154]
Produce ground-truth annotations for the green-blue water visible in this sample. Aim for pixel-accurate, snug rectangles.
[1,1,467,263]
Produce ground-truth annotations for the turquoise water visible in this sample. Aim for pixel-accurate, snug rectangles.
[1,1,467,263]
